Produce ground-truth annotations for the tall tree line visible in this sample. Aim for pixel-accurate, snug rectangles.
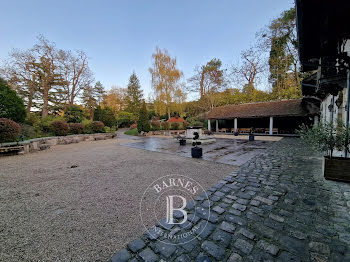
[1,35,95,118]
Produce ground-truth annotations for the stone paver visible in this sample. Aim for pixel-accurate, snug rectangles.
[110,138,350,261]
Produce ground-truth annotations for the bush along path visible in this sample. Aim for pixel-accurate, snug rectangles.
[110,138,350,262]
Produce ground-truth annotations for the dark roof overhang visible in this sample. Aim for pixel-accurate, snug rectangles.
[296,0,350,72]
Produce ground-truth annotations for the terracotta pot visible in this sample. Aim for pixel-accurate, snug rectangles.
[323,156,350,182]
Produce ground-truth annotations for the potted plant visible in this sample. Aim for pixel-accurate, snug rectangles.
[191,132,202,158]
[179,137,186,146]
[249,127,255,141]
[298,121,350,182]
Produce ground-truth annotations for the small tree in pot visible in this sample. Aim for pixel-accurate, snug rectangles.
[298,121,350,182]
[249,127,255,141]
[191,132,202,158]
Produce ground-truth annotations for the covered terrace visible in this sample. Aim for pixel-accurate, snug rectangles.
[207,99,317,135]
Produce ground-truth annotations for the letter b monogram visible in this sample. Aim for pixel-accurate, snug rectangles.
[165,195,187,224]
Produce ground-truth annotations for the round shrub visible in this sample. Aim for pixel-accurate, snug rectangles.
[51,120,69,136]
[161,121,169,130]
[0,78,26,122]
[81,119,92,134]
[171,122,179,130]
[91,121,105,133]
[0,118,22,143]
[69,123,83,134]
[20,123,40,140]
[151,120,160,131]
[64,105,85,123]
[40,116,65,133]
[193,121,204,127]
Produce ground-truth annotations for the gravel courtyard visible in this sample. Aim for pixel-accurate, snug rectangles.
[0,136,235,261]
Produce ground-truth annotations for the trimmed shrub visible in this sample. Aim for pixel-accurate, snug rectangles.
[117,111,134,128]
[94,106,116,127]
[161,121,169,130]
[0,78,26,122]
[193,121,204,127]
[82,119,92,134]
[0,118,21,143]
[69,123,84,134]
[20,123,40,140]
[91,121,105,133]
[40,116,65,133]
[151,120,160,131]
[171,122,180,130]
[137,101,150,133]
[130,122,137,129]
[183,121,189,130]
[25,113,41,126]
[65,105,85,123]
[51,120,69,136]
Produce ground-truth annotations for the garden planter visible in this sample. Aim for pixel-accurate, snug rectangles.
[324,156,350,182]
[191,147,202,158]
[249,134,255,141]
[179,139,186,146]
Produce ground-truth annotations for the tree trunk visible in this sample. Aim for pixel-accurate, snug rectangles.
[42,86,49,118]
[167,106,171,120]
[27,86,34,113]
[26,75,36,113]
[200,73,205,98]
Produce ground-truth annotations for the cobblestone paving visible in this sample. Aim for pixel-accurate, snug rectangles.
[110,138,350,262]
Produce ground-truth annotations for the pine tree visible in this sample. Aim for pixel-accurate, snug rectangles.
[125,72,143,114]
[94,81,105,106]
[81,85,97,120]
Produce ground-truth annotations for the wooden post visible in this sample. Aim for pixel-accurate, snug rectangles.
[208,120,211,132]
[216,120,219,132]
[234,118,238,132]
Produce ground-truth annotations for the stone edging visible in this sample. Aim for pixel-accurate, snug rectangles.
[0,133,116,155]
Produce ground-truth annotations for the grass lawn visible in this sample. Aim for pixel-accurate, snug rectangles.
[124,128,138,136]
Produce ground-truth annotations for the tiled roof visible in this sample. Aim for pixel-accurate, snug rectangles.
[207,99,309,119]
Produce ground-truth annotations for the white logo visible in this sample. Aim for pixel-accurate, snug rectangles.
[140,175,210,245]
[166,195,187,224]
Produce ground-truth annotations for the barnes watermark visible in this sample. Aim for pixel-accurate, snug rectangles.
[140,175,210,245]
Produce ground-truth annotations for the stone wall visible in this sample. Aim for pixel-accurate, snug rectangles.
[0,133,116,156]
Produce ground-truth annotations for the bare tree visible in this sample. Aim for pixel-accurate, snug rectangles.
[58,50,93,107]
[2,49,39,113]
[231,47,265,93]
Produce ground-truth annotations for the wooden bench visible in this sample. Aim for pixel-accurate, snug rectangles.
[239,128,251,134]
[218,128,228,133]
[0,146,24,154]
[265,128,279,134]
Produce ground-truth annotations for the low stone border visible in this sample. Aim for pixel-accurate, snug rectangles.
[0,132,116,155]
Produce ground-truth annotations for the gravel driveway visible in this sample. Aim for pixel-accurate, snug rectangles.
[0,136,235,261]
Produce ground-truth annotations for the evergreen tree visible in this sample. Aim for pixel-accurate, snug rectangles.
[125,72,143,114]
[94,81,105,106]
[81,85,97,120]
[0,78,26,122]
[93,106,116,127]
[137,101,150,133]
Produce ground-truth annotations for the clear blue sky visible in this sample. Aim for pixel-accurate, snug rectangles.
[0,0,294,100]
